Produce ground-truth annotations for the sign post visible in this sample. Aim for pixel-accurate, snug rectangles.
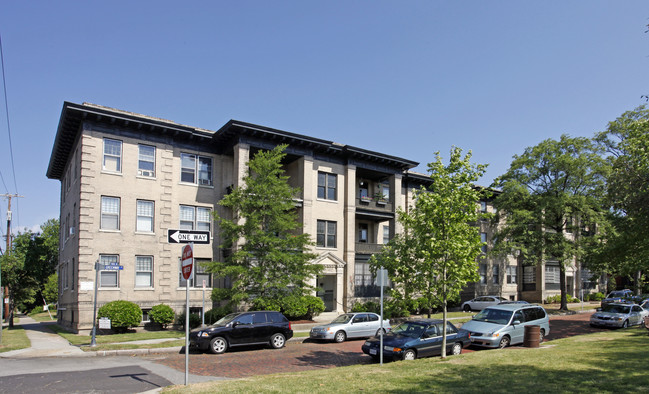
[181,243,194,386]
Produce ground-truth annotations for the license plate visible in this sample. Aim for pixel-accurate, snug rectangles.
[369,349,377,355]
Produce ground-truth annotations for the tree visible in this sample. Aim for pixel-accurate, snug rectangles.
[0,219,59,326]
[492,135,609,310]
[209,145,321,306]
[371,147,487,358]
[592,106,649,293]
[42,273,58,305]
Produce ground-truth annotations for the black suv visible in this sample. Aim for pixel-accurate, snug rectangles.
[189,311,293,354]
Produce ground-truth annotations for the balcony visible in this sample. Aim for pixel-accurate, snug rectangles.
[355,242,384,255]
[356,197,393,215]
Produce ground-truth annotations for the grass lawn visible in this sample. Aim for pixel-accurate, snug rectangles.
[47,324,184,347]
[162,326,649,393]
[0,327,31,353]
[29,310,57,322]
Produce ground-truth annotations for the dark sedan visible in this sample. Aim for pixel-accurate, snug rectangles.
[361,319,470,361]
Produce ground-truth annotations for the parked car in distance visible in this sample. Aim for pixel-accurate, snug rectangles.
[461,303,550,349]
[590,303,646,328]
[462,296,507,312]
[361,319,470,361]
[601,289,634,307]
[310,312,390,342]
[189,311,293,354]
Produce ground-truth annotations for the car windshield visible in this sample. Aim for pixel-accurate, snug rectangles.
[608,291,626,298]
[601,304,631,314]
[213,313,240,326]
[473,308,513,324]
[331,314,353,324]
[391,322,426,338]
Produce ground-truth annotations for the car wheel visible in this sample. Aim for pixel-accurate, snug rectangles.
[463,304,471,312]
[209,337,227,354]
[539,329,545,343]
[403,349,417,360]
[376,328,386,337]
[334,330,347,343]
[451,342,462,356]
[498,336,510,349]
[270,333,286,349]
[622,320,629,329]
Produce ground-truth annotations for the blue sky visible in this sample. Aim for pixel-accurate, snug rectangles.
[0,1,647,236]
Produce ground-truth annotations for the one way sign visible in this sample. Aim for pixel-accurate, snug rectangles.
[167,229,211,244]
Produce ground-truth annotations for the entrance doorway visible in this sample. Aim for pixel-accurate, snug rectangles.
[317,275,336,312]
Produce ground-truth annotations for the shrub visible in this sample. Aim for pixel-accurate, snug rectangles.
[204,305,233,325]
[252,295,325,320]
[149,304,175,329]
[97,300,142,333]
[176,312,202,329]
[588,292,605,301]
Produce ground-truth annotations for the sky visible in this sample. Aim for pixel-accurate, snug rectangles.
[0,1,647,237]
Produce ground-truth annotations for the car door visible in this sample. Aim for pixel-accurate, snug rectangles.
[349,314,369,338]
[250,312,271,343]
[442,323,460,354]
[230,313,255,345]
[509,310,526,345]
[417,324,441,358]
[631,306,643,325]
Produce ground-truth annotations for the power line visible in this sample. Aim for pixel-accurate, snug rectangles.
[0,169,8,194]
[0,33,18,195]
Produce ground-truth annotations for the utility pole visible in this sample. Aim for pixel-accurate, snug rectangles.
[1,193,24,341]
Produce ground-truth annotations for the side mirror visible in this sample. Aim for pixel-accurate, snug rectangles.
[232,321,240,327]
[596,308,602,312]
[512,320,521,325]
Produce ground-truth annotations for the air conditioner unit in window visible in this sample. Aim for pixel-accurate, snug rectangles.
[138,170,154,177]
[199,179,211,185]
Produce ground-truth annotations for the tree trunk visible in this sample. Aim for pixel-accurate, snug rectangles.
[559,264,568,311]
[635,270,642,296]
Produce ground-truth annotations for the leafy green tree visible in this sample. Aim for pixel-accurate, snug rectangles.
[592,106,649,292]
[372,147,487,358]
[210,145,321,306]
[0,219,59,326]
[493,135,609,310]
[42,273,58,305]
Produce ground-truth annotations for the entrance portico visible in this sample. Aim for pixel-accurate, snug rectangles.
[313,253,346,313]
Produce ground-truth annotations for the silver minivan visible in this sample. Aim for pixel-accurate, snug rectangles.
[460,303,550,348]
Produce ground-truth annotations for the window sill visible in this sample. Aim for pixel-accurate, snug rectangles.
[98,287,121,291]
[176,287,213,291]
[135,231,156,236]
[316,198,339,204]
[99,229,121,233]
[179,182,214,189]
[136,175,157,181]
[100,170,123,176]
[134,287,155,291]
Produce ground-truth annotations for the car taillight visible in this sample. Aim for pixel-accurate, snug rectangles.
[289,321,291,330]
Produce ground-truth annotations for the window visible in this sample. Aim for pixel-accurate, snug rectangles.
[358,223,368,243]
[180,205,211,231]
[317,220,337,248]
[181,153,212,186]
[380,183,390,201]
[135,256,153,287]
[480,201,487,213]
[136,200,154,232]
[317,172,337,200]
[142,309,151,323]
[479,264,487,284]
[99,255,119,288]
[493,264,499,284]
[507,265,517,284]
[100,196,120,230]
[138,145,155,177]
[359,181,369,199]
[481,232,487,253]
[103,138,122,172]
[179,258,212,288]
[523,266,536,283]
[545,263,560,285]
[383,225,390,244]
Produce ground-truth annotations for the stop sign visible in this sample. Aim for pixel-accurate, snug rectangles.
[181,244,193,280]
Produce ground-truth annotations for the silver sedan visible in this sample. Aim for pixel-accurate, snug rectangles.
[590,303,646,328]
[309,312,390,343]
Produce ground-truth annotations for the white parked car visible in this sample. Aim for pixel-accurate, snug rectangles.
[462,296,507,312]
[309,312,390,343]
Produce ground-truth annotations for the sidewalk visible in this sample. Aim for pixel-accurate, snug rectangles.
[0,314,87,358]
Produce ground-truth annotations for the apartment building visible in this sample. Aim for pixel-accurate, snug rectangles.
[46,102,591,333]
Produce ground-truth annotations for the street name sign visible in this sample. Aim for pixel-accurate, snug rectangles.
[167,229,210,244]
